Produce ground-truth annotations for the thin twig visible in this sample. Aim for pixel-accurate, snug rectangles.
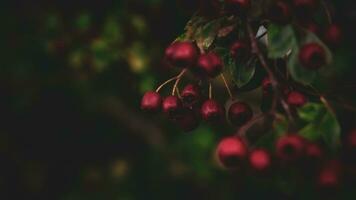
[246,22,294,122]
[172,69,188,96]
[235,113,267,138]
[220,74,233,99]
[155,76,178,93]
[321,0,333,25]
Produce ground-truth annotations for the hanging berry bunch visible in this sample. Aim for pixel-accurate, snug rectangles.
[141,0,354,195]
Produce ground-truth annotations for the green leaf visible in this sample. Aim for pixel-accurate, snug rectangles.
[267,24,296,59]
[229,57,257,88]
[287,47,317,84]
[195,18,222,50]
[297,103,341,151]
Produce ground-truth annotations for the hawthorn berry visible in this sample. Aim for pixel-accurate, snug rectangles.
[216,136,248,169]
[305,143,323,160]
[299,43,326,70]
[324,24,342,47]
[195,52,224,78]
[276,134,306,162]
[165,41,199,68]
[262,77,272,95]
[162,96,183,119]
[201,99,224,123]
[230,40,250,60]
[228,102,253,127]
[317,160,342,190]
[175,109,200,132]
[287,91,307,107]
[141,91,162,113]
[268,1,292,25]
[249,149,271,172]
[181,84,201,109]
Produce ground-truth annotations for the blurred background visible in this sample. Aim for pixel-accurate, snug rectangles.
[0,1,356,200]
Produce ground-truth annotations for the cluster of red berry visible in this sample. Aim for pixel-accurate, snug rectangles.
[140,0,351,190]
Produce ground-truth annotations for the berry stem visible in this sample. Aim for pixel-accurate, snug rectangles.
[172,69,188,96]
[209,82,213,99]
[155,76,178,93]
[321,0,333,25]
[246,22,294,122]
[220,74,233,99]
[235,113,267,138]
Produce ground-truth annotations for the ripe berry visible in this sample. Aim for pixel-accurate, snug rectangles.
[305,143,323,160]
[276,134,305,162]
[175,109,200,132]
[324,24,342,47]
[268,1,292,25]
[293,0,319,19]
[262,77,272,95]
[181,84,201,109]
[201,99,224,123]
[317,160,342,190]
[225,0,251,12]
[216,136,248,169]
[162,96,183,119]
[228,102,253,127]
[230,40,250,60]
[195,52,224,78]
[249,149,271,172]
[287,91,307,107]
[165,41,199,68]
[141,91,162,113]
[299,43,326,70]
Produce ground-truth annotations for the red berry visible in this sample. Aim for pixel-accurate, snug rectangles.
[225,0,251,12]
[293,0,319,19]
[201,99,224,123]
[317,160,342,190]
[228,102,253,127]
[175,109,200,132]
[324,24,342,47]
[287,91,307,107]
[299,43,326,70]
[162,96,183,119]
[230,40,250,60]
[305,143,323,160]
[181,84,201,109]
[347,130,356,149]
[262,77,272,94]
[141,91,162,113]
[165,41,199,68]
[276,134,306,161]
[249,149,271,171]
[268,1,292,25]
[216,136,248,168]
[195,52,224,78]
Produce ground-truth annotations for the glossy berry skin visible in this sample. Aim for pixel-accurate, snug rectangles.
[165,41,199,68]
[228,102,253,127]
[276,134,306,162]
[287,91,307,107]
[299,43,326,70]
[225,0,251,12]
[249,149,271,171]
[162,96,182,119]
[195,52,224,78]
[141,91,162,113]
[175,109,200,132]
[201,99,224,123]
[217,137,248,169]
[268,1,292,25]
[230,41,250,60]
[181,84,201,109]
[324,24,342,47]
[293,0,319,19]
